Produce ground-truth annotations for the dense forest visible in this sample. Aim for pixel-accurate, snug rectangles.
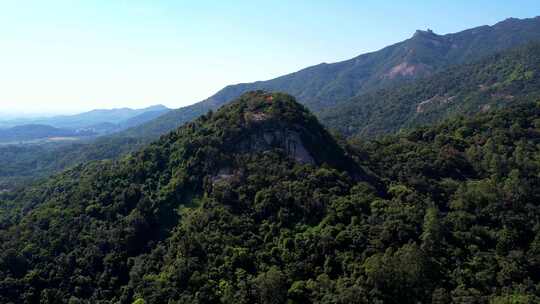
[1,92,540,303]
[319,43,540,137]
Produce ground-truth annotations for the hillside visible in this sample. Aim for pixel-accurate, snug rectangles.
[1,93,540,303]
[319,42,540,137]
[124,16,540,139]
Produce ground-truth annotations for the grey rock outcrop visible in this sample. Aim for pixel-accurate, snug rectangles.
[238,127,315,165]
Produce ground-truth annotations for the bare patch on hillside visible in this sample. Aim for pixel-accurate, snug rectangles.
[384,62,430,79]
[416,95,457,113]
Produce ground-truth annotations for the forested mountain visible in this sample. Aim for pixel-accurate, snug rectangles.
[125,16,540,138]
[1,92,540,303]
[319,42,540,137]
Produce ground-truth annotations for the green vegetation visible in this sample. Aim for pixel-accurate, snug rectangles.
[0,136,147,191]
[319,43,540,138]
[2,17,540,303]
[1,92,540,303]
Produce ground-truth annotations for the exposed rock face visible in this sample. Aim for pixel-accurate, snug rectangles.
[238,127,315,165]
[245,111,269,122]
[204,91,368,185]
[211,167,235,184]
[384,62,431,79]
[213,132,315,186]
[480,104,492,113]
[416,95,456,113]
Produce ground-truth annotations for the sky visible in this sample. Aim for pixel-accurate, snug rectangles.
[0,1,539,115]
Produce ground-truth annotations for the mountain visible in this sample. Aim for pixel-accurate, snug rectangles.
[1,92,540,303]
[0,124,96,143]
[319,42,540,137]
[2,16,540,191]
[1,105,170,133]
[124,16,540,139]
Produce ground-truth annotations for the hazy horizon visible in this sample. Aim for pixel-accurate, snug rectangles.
[0,104,169,119]
[1,0,539,115]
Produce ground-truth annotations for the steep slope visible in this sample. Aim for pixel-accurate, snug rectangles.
[125,16,540,139]
[319,42,540,137]
[2,96,540,303]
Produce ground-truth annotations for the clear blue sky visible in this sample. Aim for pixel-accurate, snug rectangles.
[0,0,539,114]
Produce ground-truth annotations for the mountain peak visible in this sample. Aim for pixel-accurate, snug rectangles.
[198,91,337,165]
[175,91,366,177]
[412,28,437,38]
[143,104,169,111]
[220,91,311,125]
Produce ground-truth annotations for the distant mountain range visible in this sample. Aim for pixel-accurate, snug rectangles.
[0,104,169,130]
[0,105,170,143]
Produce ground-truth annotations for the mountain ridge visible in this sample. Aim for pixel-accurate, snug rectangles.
[124,16,540,139]
[319,42,540,137]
